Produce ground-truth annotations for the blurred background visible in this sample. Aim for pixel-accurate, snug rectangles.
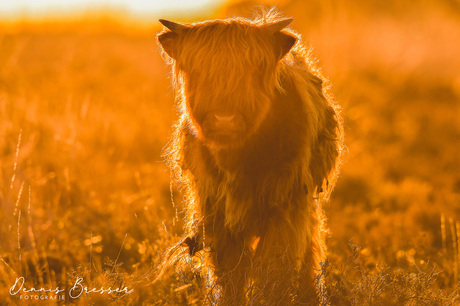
[1,0,459,304]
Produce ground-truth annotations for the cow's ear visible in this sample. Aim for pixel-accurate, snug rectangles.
[274,31,297,59]
[158,31,179,59]
[262,18,296,59]
[158,19,187,59]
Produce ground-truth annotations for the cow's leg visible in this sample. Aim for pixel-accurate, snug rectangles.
[252,206,318,304]
[211,230,251,304]
[297,201,327,304]
[201,209,250,305]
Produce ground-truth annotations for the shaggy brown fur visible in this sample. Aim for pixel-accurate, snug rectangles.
[158,9,343,305]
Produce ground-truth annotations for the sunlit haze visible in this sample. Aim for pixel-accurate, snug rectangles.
[0,0,226,18]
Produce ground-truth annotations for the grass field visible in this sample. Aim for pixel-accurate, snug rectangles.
[1,0,460,304]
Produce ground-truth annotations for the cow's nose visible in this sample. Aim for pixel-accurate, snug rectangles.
[214,114,235,123]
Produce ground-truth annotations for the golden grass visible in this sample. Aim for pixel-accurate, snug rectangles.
[1,0,460,304]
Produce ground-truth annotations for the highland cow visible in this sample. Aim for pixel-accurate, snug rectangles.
[158,10,342,304]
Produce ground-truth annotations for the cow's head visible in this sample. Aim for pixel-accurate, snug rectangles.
[158,18,297,148]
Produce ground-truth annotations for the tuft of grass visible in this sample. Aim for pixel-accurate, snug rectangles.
[323,243,460,305]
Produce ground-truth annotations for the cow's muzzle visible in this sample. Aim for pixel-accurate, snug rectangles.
[202,112,246,144]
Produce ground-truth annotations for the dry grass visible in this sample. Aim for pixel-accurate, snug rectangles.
[1,0,460,304]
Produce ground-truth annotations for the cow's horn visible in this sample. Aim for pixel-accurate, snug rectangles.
[263,18,293,34]
[159,19,187,33]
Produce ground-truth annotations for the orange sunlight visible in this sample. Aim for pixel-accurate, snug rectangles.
[0,0,459,304]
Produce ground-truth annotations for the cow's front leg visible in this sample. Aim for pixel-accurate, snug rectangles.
[206,213,251,305]
[251,205,319,304]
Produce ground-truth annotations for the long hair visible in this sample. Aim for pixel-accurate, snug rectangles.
[160,9,343,226]
[158,8,343,304]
